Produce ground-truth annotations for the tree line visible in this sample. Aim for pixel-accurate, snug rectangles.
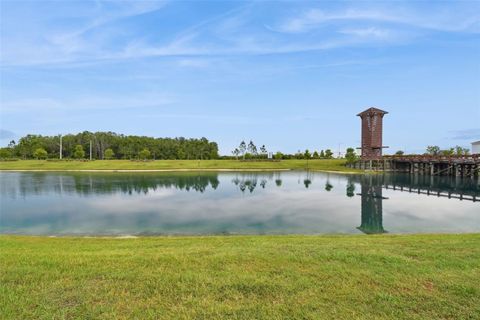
[231,140,349,160]
[393,145,471,157]
[0,132,219,160]
[424,145,470,156]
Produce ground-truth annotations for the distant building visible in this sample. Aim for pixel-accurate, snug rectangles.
[357,107,388,159]
[472,141,480,154]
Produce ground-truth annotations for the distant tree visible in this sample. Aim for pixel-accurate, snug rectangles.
[8,140,16,148]
[232,148,240,160]
[312,151,319,159]
[395,150,405,156]
[275,151,283,160]
[455,145,470,156]
[73,145,85,159]
[295,150,304,159]
[325,149,334,159]
[247,141,257,156]
[345,147,358,164]
[304,149,311,159]
[33,148,48,159]
[177,149,186,160]
[441,148,455,156]
[104,148,115,159]
[426,146,440,156]
[239,141,247,160]
[0,148,12,158]
[320,150,325,158]
[139,148,151,160]
[260,145,267,158]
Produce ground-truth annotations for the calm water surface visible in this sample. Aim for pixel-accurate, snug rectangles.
[1,171,478,235]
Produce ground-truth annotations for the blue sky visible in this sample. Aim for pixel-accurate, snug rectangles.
[1,0,479,155]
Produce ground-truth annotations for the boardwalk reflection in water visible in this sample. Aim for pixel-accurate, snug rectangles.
[1,172,478,235]
[355,174,478,234]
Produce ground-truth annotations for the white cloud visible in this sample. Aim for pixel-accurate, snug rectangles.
[449,129,480,141]
[339,27,390,38]
[0,1,168,67]
[0,94,174,113]
[275,7,480,34]
[118,33,344,60]
[1,1,479,67]
[275,9,401,33]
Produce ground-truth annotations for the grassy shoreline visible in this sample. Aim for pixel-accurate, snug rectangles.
[0,159,361,173]
[1,234,479,319]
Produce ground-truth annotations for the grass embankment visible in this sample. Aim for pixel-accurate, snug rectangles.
[0,159,358,172]
[1,235,479,319]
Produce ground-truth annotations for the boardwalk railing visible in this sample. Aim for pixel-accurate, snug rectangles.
[382,154,480,164]
[384,184,478,202]
[348,154,480,176]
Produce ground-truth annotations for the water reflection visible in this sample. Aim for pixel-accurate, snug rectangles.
[346,179,356,198]
[2,172,220,197]
[357,175,388,234]
[1,171,478,235]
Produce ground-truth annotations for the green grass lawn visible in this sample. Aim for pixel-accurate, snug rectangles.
[1,235,479,319]
[0,159,357,172]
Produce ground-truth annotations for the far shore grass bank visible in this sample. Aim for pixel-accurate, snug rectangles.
[0,159,360,173]
[1,234,479,319]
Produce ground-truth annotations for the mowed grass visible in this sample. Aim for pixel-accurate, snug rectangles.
[0,159,357,172]
[1,235,479,319]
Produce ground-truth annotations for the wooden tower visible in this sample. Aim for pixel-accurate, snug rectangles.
[357,107,388,159]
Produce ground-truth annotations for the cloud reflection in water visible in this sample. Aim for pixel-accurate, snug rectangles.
[1,172,478,235]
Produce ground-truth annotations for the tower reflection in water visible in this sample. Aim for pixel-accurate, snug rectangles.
[355,175,388,234]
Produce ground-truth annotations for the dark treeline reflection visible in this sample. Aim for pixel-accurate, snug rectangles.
[4,173,220,197]
[230,172,336,193]
[3,172,478,199]
[231,172,278,193]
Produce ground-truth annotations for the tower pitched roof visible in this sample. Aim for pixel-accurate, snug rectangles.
[357,107,388,117]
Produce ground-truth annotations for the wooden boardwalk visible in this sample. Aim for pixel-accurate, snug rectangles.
[350,155,480,177]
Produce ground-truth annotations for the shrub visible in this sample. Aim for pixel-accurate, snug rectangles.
[33,148,48,160]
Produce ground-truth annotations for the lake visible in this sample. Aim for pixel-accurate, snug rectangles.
[0,171,478,236]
